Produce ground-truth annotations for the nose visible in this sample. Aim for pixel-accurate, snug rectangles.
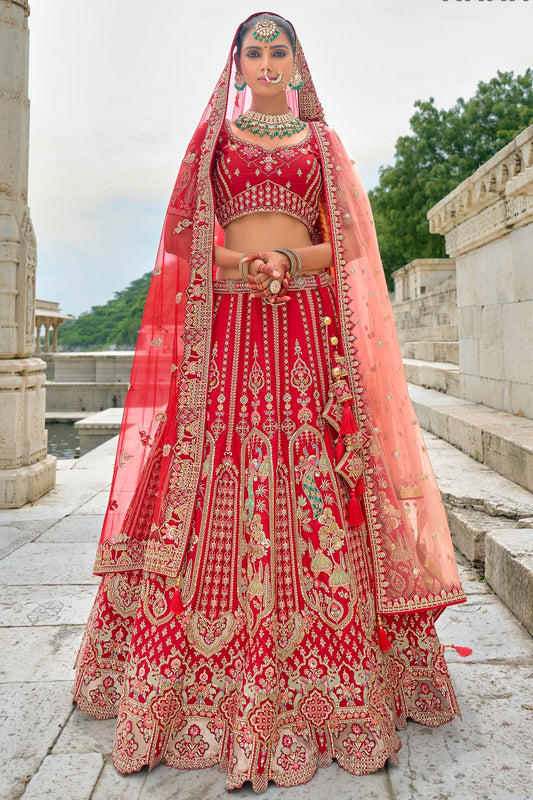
[259,51,273,71]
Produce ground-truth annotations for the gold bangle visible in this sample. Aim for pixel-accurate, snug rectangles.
[273,248,301,281]
[239,250,254,282]
[285,248,302,280]
[273,248,293,279]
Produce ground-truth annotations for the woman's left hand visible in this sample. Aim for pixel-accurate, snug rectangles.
[244,250,291,304]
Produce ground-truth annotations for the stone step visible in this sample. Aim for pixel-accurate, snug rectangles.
[74,408,123,456]
[393,307,457,326]
[399,341,459,364]
[394,314,458,333]
[445,505,527,568]
[485,529,533,636]
[397,323,458,343]
[393,299,457,318]
[45,411,94,422]
[403,359,461,396]
[422,428,533,634]
[411,384,533,494]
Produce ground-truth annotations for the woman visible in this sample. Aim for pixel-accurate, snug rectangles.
[72,12,470,792]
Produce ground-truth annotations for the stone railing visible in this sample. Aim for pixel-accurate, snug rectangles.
[426,124,533,419]
[427,124,533,257]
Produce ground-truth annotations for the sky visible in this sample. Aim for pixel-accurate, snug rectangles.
[26,0,532,317]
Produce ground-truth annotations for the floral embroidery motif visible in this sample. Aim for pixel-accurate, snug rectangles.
[74,271,463,791]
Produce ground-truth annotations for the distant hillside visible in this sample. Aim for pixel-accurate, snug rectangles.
[57,272,152,351]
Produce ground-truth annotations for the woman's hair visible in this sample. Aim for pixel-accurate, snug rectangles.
[235,13,296,55]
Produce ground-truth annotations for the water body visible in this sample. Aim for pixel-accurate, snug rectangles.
[46,422,80,459]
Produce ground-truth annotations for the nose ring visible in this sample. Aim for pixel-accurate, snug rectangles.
[262,68,284,85]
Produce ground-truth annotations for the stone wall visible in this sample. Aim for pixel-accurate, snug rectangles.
[427,124,533,419]
[391,261,458,363]
[43,352,134,413]
[46,383,129,413]
[48,352,134,383]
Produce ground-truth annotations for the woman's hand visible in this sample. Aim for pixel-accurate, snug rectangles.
[244,250,291,304]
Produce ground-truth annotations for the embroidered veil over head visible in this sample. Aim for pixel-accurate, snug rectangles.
[93,13,466,619]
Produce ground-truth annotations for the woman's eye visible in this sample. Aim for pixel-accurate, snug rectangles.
[273,51,288,57]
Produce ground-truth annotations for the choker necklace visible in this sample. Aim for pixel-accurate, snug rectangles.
[234,109,307,139]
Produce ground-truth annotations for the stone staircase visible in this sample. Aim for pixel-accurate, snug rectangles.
[408,385,533,637]
[391,263,533,638]
[394,275,461,397]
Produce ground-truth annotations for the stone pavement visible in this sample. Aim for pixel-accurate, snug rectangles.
[0,437,532,800]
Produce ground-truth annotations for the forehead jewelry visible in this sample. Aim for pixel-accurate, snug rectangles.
[252,17,280,42]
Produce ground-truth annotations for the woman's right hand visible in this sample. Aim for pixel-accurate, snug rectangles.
[244,251,291,304]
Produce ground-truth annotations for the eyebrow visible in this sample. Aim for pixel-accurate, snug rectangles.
[243,44,289,51]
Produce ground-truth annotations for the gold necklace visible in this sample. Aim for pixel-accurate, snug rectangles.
[234,109,307,139]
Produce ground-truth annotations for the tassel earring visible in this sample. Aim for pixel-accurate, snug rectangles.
[234,72,246,91]
[288,67,303,91]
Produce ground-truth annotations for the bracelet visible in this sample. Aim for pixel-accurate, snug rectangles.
[285,248,302,280]
[273,248,302,281]
[239,250,254,282]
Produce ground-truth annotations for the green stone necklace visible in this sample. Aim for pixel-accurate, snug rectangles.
[234,109,307,139]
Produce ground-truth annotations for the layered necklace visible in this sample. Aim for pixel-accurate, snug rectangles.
[234,109,307,139]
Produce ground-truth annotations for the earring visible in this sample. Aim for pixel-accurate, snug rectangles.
[288,67,303,91]
[234,72,246,91]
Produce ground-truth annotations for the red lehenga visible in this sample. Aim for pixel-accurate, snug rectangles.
[72,12,468,793]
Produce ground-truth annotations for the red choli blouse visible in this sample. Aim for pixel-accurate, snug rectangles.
[212,120,323,235]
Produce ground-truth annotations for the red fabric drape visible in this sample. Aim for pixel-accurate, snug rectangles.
[93,13,465,618]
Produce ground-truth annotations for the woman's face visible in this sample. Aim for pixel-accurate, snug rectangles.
[236,29,295,97]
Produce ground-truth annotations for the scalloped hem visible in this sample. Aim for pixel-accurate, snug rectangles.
[86,703,461,793]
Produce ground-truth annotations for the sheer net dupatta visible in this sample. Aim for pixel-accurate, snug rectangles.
[92,11,466,621]
[92,13,325,577]
[92,87,229,574]
[314,124,466,615]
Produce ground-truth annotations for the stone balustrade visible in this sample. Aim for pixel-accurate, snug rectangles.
[427,125,533,419]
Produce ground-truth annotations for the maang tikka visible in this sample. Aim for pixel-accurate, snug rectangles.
[252,17,280,42]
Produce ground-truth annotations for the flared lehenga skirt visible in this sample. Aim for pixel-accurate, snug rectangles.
[72,273,460,792]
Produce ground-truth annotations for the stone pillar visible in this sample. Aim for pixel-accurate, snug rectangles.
[43,321,50,353]
[0,0,56,507]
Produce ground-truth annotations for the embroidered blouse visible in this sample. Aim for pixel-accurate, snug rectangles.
[212,120,323,235]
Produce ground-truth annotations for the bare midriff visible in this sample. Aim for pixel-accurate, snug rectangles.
[215,212,325,279]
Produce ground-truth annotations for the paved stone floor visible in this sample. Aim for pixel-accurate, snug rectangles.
[1,437,532,800]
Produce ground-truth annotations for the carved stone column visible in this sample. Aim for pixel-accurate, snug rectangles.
[0,0,56,507]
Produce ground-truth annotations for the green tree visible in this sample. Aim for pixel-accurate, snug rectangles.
[57,272,152,350]
[369,68,533,286]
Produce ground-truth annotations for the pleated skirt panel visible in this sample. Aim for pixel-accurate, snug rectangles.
[72,273,460,793]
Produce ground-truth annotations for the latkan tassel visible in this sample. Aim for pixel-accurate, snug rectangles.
[377,616,392,652]
[170,578,183,615]
[348,488,364,527]
[355,476,365,496]
[340,401,358,435]
[442,643,473,657]
[335,437,345,462]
